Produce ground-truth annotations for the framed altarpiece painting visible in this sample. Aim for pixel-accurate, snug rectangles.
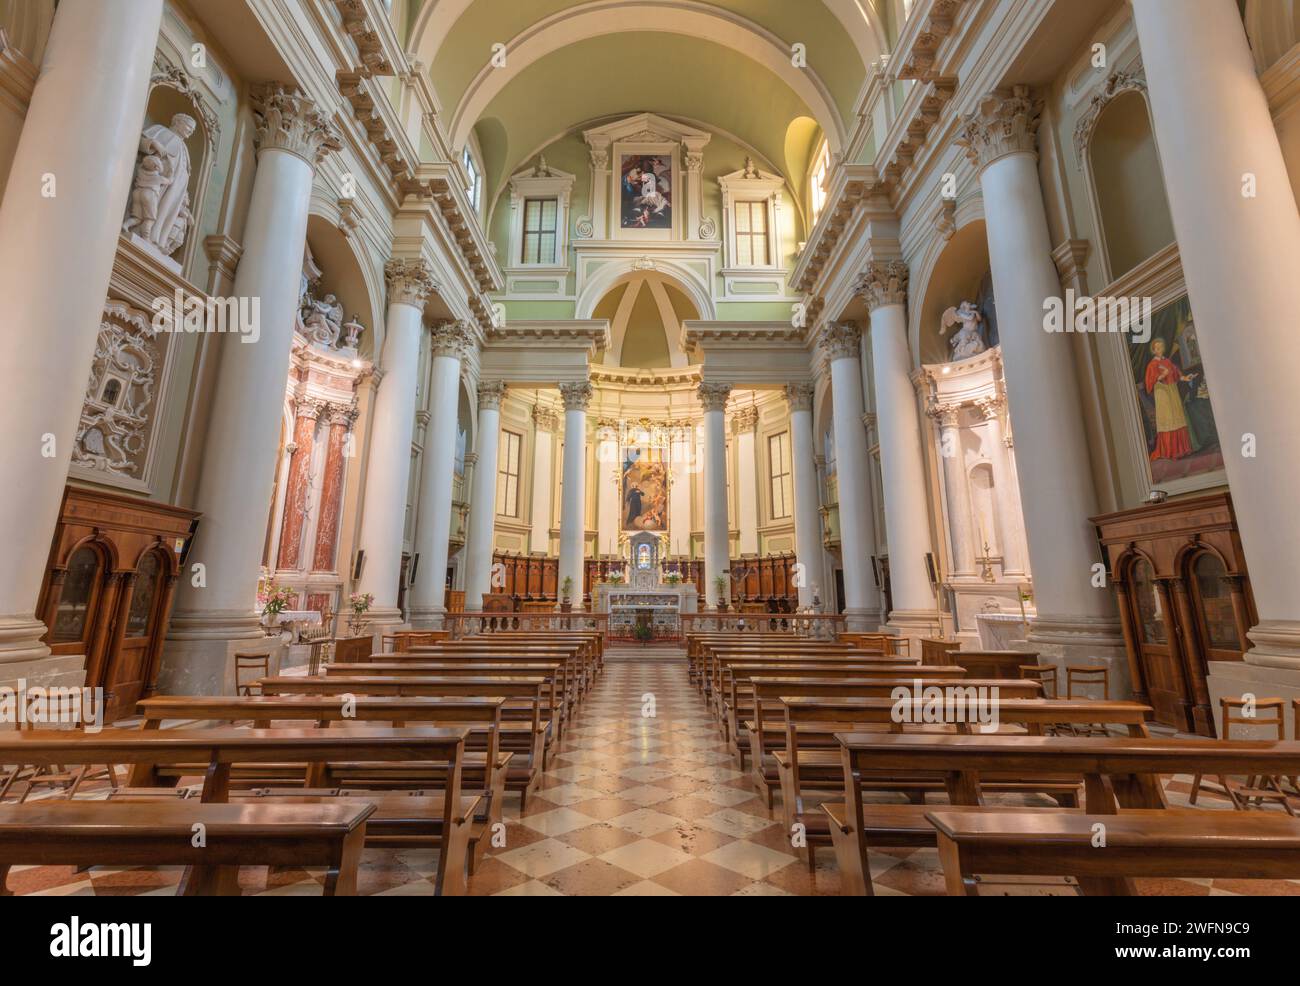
[610,139,679,242]
[1095,244,1228,501]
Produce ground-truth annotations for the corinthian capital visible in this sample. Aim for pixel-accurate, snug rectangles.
[817,322,861,362]
[857,261,909,313]
[956,84,1043,171]
[430,319,471,359]
[783,383,814,412]
[696,382,732,413]
[384,258,437,308]
[558,380,593,411]
[251,83,342,166]
[477,380,507,409]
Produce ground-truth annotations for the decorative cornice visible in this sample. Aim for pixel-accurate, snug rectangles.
[791,165,877,294]
[817,322,861,362]
[558,380,593,411]
[783,383,814,412]
[430,319,472,359]
[336,72,417,193]
[477,380,507,410]
[696,382,732,413]
[857,261,909,313]
[895,0,968,82]
[250,83,342,167]
[384,258,437,308]
[332,0,395,76]
[957,85,1043,171]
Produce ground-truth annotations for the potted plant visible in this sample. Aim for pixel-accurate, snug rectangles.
[713,574,730,612]
[633,621,654,645]
[607,571,624,585]
[258,579,293,635]
[664,571,682,585]
[347,591,374,636]
[559,576,574,613]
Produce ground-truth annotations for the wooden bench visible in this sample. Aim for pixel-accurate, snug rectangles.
[0,726,472,895]
[411,643,589,702]
[828,732,1300,895]
[257,676,550,809]
[927,809,1300,896]
[0,800,374,896]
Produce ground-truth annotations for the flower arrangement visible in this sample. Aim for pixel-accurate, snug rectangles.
[258,581,293,619]
[664,572,682,584]
[347,591,374,636]
[560,576,574,600]
[607,571,624,584]
[713,574,730,611]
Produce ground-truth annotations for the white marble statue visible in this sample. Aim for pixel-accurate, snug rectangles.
[342,314,364,349]
[123,113,197,257]
[301,293,344,347]
[941,300,988,361]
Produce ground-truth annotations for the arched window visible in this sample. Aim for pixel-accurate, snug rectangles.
[1129,558,1166,645]
[1190,552,1242,652]
[126,551,164,638]
[51,547,103,645]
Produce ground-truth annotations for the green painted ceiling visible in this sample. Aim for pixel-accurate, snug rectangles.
[472,32,821,209]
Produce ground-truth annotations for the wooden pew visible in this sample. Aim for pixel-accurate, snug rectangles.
[0,726,473,895]
[927,809,1300,896]
[0,800,374,896]
[257,676,549,808]
[411,642,589,702]
[135,694,508,872]
[830,732,1300,896]
[688,634,871,693]
[743,677,1045,807]
[951,650,1038,679]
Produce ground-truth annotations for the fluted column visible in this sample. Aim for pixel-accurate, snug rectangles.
[784,384,822,611]
[698,382,732,608]
[975,396,1027,577]
[929,402,976,576]
[859,262,937,631]
[958,86,1122,675]
[529,406,558,554]
[1133,0,1300,674]
[733,406,760,557]
[595,419,621,557]
[351,259,436,631]
[0,0,163,678]
[164,85,341,693]
[463,381,506,610]
[557,381,592,609]
[819,323,882,630]
[276,398,325,570]
[409,321,472,627]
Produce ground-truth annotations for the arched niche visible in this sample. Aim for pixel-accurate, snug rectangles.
[1084,88,1175,282]
[591,271,698,369]
[913,220,994,366]
[303,216,383,362]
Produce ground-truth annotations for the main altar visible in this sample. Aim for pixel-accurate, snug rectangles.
[591,532,697,640]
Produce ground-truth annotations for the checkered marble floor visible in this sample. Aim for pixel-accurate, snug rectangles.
[8,653,1300,896]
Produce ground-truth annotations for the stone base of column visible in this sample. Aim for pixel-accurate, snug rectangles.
[354,606,406,653]
[0,649,86,693]
[160,610,273,695]
[1019,613,1130,700]
[1207,656,1300,740]
[842,607,884,633]
[885,609,943,654]
[0,615,56,664]
[407,605,446,630]
[1243,620,1300,670]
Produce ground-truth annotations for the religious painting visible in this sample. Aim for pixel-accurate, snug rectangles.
[620,154,672,229]
[1128,295,1223,484]
[621,446,668,531]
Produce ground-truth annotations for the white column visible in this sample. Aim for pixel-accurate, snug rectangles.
[1133,0,1300,672]
[528,406,558,554]
[784,385,822,611]
[931,403,976,576]
[819,324,882,630]
[977,397,1027,577]
[462,382,506,610]
[683,137,708,239]
[556,381,592,609]
[733,406,760,556]
[164,85,341,692]
[958,87,1122,669]
[587,138,611,236]
[861,262,938,631]
[349,260,435,631]
[698,382,732,608]
[668,424,694,556]
[408,321,471,628]
[595,420,620,557]
[0,0,163,678]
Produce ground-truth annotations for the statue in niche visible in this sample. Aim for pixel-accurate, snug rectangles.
[301,292,344,347]
[123,113,197,257]
[941,300,988,361]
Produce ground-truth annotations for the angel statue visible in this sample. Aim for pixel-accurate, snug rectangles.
[941,300,988,361]
[301,292,344,347]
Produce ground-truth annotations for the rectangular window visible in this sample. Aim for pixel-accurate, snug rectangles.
[521,197,558,264]
[462,148,481,211]
[734,201,769,266]
[769,431,793,520]
[496,430,522,516]
[810,142,830,225]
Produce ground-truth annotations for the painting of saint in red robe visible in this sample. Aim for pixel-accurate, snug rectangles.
[1128,296,1223,485]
